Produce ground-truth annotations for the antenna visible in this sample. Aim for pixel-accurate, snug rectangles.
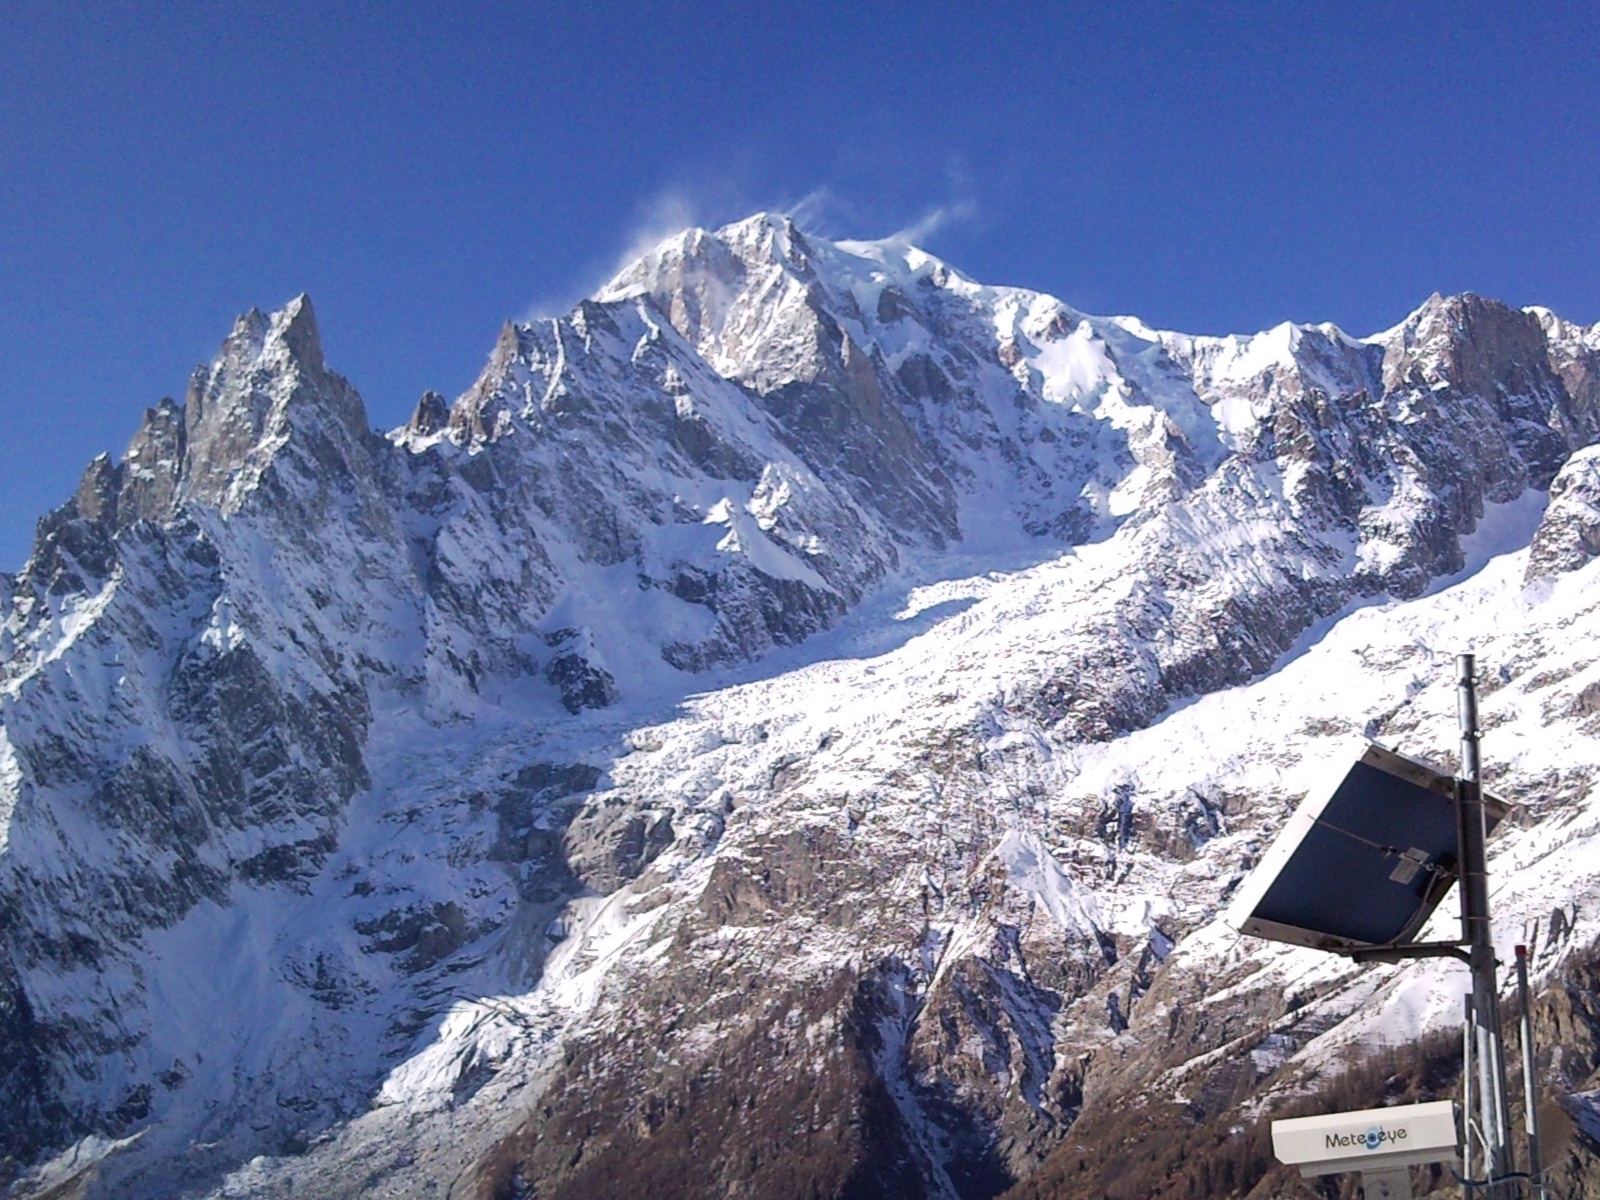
[1455,654,1516,1195]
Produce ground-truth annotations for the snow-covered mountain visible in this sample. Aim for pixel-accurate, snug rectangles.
[4,214,1600,1198]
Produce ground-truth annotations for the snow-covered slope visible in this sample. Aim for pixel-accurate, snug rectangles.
[3,215,1600,1199]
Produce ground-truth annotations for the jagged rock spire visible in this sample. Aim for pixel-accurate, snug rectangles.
[274,293,325,373]
[409,390,449,437]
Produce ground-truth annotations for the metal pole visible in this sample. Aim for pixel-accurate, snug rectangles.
[1457,653,1515,1196]
[1462,991,1477,1191]
[1515,944,1546,1200]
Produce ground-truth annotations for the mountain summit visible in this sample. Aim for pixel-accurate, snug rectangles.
[4,218,1600,1198]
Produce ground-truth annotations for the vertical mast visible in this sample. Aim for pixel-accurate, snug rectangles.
[1457,653,1514,1195]
[1515,944,1546,1200]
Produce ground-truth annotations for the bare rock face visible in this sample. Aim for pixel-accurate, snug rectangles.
[117,398,188,525]
[6,218,1600,1200]
[408,390,449,438]
[1526,445,1600,580]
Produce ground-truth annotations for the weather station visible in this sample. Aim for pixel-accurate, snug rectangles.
[1227,656,1547,1199]
[1271,1101,1461,1199]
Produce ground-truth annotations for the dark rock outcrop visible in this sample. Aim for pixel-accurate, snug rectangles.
[1527,445,1600,580]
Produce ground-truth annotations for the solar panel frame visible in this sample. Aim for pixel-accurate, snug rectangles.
[1226,742,1510,955]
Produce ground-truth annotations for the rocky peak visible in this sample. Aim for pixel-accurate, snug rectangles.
[9,448,129,600]
[408,390,449,438]
[181,294,372,510]
[597,214,833,380]
[1368,291,1584,492]
[115,398,187,527]
[1380,292,1548,391]
[220,305,272,363]
[271,293,326,374]
[72,454,120,526]
[446,322,527,445]
[716,210,812,273]
[488,319,521,370]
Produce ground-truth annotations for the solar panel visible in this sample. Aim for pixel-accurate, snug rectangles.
[1226,742,1510,954]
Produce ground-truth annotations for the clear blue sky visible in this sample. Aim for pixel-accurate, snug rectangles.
[3,1,1597,570]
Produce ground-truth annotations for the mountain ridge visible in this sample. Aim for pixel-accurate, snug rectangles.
[4,216,1600,1198]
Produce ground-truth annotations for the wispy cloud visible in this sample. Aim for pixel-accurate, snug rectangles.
[888,200,978,245]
